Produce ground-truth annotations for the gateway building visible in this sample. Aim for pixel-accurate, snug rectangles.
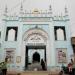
[0,5,73,71]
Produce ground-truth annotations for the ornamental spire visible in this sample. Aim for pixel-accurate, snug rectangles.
[65,6,68,16]
[3,5,8,18]
[49,5,52,14]
[4,5,8,14]
[20,2,23,11]
[64,6,69,21]
[20,2,24,15]
[49,5,52,11]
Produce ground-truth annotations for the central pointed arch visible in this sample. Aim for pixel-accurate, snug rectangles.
[22,28,50,70]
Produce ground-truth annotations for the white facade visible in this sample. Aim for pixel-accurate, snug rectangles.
[0,6,74,71]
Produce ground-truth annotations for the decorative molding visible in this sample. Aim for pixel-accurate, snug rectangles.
[23,28,48,42]
[16,56,21,63]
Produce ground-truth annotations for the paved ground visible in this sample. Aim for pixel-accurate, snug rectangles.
[7,71,69,75]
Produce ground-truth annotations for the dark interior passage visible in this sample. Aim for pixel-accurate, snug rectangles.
[33,52,40,62]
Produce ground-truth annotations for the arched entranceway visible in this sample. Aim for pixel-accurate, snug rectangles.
[23,28,49,70]
[33,52,40,62]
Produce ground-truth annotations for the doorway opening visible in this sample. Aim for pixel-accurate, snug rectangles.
[33,52,40,62]
[25,45,46,69]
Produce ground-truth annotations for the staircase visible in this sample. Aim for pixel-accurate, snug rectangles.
[7,62,60,75]
[21,71,59,75]
[7,71,59,75]
[28,62,42,71]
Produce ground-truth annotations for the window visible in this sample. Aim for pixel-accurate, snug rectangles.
[57,28,64,40]
[54,26,66,40]
[8,29,15,41]
[56,48,67,63]
[5,27,18,41]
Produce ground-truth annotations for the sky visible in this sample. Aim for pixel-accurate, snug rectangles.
[0,0,75,36]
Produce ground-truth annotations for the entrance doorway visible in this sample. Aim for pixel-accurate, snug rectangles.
[33,52,40,62]
[25,45,46,69]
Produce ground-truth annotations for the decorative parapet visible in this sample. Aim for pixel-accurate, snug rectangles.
[3,9,69,22]
[53,15,69,21]
[53,16,65,21]
[3,15,19,21]
[19,17,52,22]
[20,9,52,18]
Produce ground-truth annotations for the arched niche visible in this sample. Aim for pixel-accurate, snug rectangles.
[32,52,40,62]
[56,28,64,40]
[8,29,15,41]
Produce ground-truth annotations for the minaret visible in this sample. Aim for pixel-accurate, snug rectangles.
[65,6,68,16]
[20,2,23,11]
[4,5,8,16]
[20,2,24,16]
[49,5,52,16]
[64,6,69,21]
[3,5,8,20]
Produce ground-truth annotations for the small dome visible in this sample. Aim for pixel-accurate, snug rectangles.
[32,8,40,14]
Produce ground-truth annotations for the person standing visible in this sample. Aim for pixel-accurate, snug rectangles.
[68,62,73,75]
[41,59,46,71]
[0,62,3,75]
[2,58,8,75]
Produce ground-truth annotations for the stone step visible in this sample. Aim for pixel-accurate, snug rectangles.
[7,71,69,75]
[7,71,18,75]
[7,70,69,75]
[21,71,59,75]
